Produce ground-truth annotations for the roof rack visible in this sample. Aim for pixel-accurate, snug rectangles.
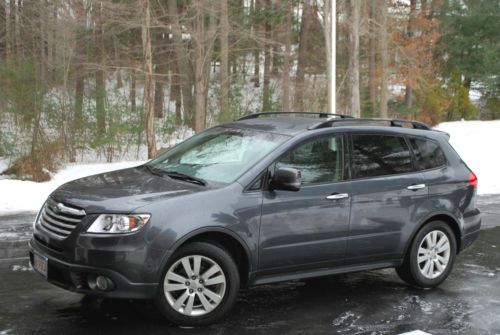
[237,112,354,121]
[310,118,431,130]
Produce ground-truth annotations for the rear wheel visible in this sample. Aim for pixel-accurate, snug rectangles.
[396,220,457,288]
[155,242,240,326]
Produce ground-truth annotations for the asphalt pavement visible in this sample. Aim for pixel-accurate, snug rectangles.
[1,195,499,335]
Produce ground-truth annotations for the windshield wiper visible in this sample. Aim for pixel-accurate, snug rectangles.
[143,165,164,177]
[143,165,206,186]
[163,171,207,186]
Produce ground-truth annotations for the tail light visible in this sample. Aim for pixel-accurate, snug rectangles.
[468,171,478,188]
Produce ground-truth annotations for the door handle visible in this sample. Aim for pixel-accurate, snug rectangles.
[407,184,426,190]
[326,193,349,200]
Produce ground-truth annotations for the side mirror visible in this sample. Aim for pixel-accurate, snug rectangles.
[271,167,302,192]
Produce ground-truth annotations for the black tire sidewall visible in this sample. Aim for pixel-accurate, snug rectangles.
[408,221,457,288]
[155,242,240,326]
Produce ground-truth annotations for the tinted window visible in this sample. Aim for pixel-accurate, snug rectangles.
[410,138,446,170]
[277,136,343,184]
[352,134,413,178]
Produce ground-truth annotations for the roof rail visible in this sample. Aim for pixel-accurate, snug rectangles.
[310,118,431,130]
[237,112,354,121]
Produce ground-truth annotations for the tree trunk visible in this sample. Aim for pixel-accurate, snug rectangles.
[130,68,137,114]
[294,0,312,111]
[167,0,194,127]
[141,0,156,158]
[170,57,182,121]
[368,0,377,115]
[219,0,230,122]
[153,32,166,118]
[193,1,216,133]
[252,0,260,88]
[379,0,388,118]
[282,0,292,113]
[9,0,15,58]
[71,1,86,163]
[94,2,106,136]
[348,0,361,118]
[262,0,271,111]
[404,0,417,108]
[0,1,6,58]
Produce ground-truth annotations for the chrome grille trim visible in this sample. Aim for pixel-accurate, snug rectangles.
[44,206,81,223]
[39,199,86,238]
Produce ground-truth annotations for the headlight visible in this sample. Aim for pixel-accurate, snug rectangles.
[87,214,151,234]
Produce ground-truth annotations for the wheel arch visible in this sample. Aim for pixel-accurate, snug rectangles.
[167,227,253,288]
[405,212,462,257]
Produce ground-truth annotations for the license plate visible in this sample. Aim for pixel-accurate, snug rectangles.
[33,253,48,278]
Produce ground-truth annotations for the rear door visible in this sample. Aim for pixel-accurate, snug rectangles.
[345,132,428,264]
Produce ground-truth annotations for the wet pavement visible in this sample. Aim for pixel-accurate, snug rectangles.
[1,195,500,335]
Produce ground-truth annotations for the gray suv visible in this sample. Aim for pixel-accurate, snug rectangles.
[29,113,481,326]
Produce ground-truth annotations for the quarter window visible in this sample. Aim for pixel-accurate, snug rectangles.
[352,134,413,178]
[277,136,343,184]
[409,138,446,170]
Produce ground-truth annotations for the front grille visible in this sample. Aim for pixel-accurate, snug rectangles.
[39,198,86,238]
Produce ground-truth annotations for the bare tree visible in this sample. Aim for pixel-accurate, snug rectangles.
[282,0,292,112]
[404,0,417,108]
[262,0,271,111]
[294,0,313,111]
[193,1,217,133]
[348,0,361,117]
[141,0,156,158]
[379,0,388,118]
[252,0,260,88]
[93,1,106,135]
[71,1,87,162]
[219,0,230,122]
[368,0,377,114]
[167,0,194,126]
[0,0,6,58]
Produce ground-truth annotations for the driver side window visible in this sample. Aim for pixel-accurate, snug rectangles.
[277,135,343,185]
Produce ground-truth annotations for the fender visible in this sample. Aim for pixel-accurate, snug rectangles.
[155,226,254,280]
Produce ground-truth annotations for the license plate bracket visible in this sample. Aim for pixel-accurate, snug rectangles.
[33,252,48,278]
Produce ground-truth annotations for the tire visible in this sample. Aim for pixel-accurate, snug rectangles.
[396,220,457,288]
[155,242,240,326]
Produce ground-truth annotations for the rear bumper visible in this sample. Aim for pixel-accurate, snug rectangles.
[29,239,158,299]
[459,208,481,252]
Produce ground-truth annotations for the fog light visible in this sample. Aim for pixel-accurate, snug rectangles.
[88,275,115,291]
[96,276,109,290]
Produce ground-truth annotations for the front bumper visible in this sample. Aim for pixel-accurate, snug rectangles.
[29,237,159,299]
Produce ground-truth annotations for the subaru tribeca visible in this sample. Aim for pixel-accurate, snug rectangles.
[29,113,481,326]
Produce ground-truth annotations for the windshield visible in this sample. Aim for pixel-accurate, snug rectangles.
[147,127,289,185]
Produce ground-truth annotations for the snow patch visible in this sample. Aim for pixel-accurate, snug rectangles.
[434,120,500,195]
[399,331,432,335]
[12,265,32,272]
[0,161,144,214]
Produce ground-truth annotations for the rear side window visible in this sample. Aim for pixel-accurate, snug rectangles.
[352,134,413,178]
[409,138,446,170]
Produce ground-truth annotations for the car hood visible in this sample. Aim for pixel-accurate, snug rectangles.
[49,166,206,213]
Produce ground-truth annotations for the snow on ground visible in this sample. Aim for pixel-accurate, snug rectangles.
[0,120,498,215]
[0,161,144,215]
[434,120,500,195]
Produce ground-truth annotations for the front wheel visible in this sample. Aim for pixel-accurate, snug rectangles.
[155,242,240,326]
[396,221,457,288]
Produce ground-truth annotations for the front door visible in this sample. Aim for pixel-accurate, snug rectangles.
[258,134,351,272]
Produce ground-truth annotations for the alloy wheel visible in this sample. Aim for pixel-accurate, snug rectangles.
[417,230,451,279]
[163,255,226,316]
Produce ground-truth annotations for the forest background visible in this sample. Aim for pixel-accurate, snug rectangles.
[0,0,498,181]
